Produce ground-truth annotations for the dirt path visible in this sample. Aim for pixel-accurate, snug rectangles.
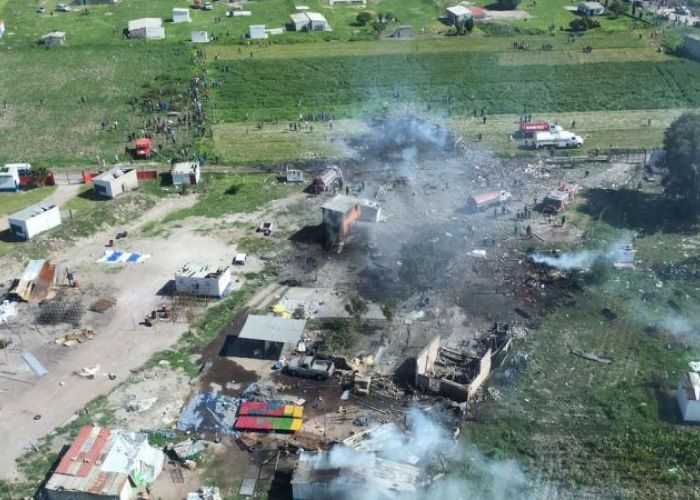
[0,193,242,480]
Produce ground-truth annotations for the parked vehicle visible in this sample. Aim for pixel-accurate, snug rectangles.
[312,166,343,193]
[534,125,583,150]
[542,181,579,213]
[284,356,335,380]
[467,190,511,212]
[56,3,71,12]
[37,6,46,13]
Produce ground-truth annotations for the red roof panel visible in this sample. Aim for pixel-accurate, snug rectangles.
[55,426,92,475]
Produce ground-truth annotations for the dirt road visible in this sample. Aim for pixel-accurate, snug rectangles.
[0,194,241,479]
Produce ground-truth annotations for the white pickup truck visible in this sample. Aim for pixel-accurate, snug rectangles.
[284,356,335,380]
[534,125,583,150]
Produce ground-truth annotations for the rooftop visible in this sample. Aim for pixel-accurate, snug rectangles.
[176,263,229,279]
[42,31,65,38]
[93,167,133,182]
[321,195,360,214]
[128,18,163,31]
[306,11,327,22]
[8,203,57,221]
[45,426,163,496]
[292,449,420,492]
[580,1,604,7]
[172,161,198,174]
[446,5,471,16]
[238,314,306,344]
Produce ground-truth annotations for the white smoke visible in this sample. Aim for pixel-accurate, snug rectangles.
[306,407,548,500]
[531,238,633,271]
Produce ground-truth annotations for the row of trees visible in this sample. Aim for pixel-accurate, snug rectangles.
[665,113,700,211]
[355,11,398,33]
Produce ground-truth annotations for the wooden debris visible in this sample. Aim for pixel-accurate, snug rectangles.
[571,349,613,364]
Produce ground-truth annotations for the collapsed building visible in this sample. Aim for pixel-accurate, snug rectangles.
[291,449,420,500]
[415,325,512,402]
[9,259,68,302]
[44,426,164,500]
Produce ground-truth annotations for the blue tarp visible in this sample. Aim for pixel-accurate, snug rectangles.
[177,392,238,435]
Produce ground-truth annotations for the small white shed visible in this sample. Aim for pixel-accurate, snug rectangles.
[173,8,191,23]
[191,31,209,43]
[7,204,61,240]
[128,18,165,40]
[445,5,471,25]
[289,12,309,31]
[40,31,66,47]
[577,1,605,15]
[171,162,200,186]
[175,263,232,297]
[678,372,700,423]
[249,24,268,39]
[92,167,138,199]
[306,12,330,31]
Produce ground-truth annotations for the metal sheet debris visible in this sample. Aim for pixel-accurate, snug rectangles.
[239,478,256,496]
[176,392,238,435]
[21,352,47,377]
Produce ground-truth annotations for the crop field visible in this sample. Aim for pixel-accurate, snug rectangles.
[464,195,700,497]
[209,40,700,124]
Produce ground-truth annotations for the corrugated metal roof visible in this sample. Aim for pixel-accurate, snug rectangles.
[238,315,306,344]
[8,203,58,222]
[321,195,359,214]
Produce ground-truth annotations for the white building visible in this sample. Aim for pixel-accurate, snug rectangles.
[678,372,700,423]
[175,263,232,297]
[92,167,138,199]
[289,11,330,31]
[0,163,29,192]
[128,18,165,40]
[44,426,163,500]
[7,204,61,241]
[577,1,605,15]
[191,30,210,43]
[445,5,471,25]
[173,7,191,23]
[40,31,66,46]
[249,24,268,39]
[329,0,366,5]
[171,161,200,186]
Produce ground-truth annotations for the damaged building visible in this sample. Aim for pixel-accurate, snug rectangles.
[291,449,420,500]
[414,326,511,402]
[174,263,232,298]
[44,426,164,500]
[321,195,361,246]
[9,259,68,302]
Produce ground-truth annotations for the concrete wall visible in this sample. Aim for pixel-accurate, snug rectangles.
[467,348,492,399]
[415,335,440,389]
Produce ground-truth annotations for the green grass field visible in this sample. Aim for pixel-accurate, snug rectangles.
[462,192,700,497]
[0,186,56,217]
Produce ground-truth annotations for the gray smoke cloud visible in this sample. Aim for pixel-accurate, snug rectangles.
[531,237,633,271]
[307,407,552,500]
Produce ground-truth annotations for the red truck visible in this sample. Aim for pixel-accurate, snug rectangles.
[542,181,579,213]
[128,138,154,159]
[519,121,550,137]
[467,190,512,212]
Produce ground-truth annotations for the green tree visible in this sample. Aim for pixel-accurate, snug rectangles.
[381,303,396,322]
[664,113,700,211]
[372,21,387,33]
[496,0,521,9]
[28,166,49,187]
[356,11,372,25]
[465,17,475,32]
[608,0,627,18]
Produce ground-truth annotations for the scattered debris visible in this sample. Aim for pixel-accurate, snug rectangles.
[0,300,17,323]
[176,392,238,435]
[127,397,158,413]
[21,352,48,377]
[55,329,96,346]
[187,486,222,500]
[89,296,117,313]
[172,439,207,460]
[571,349,613,364]
[76,365,100,378]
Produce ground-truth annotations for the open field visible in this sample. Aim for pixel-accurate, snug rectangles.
[0,186,56,217]
[209,44,700,123]
[464,190,700,497]
[210,108,699,164]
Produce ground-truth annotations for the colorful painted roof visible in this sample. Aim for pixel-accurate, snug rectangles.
[234,416,302,432]
[239,401,304,419]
